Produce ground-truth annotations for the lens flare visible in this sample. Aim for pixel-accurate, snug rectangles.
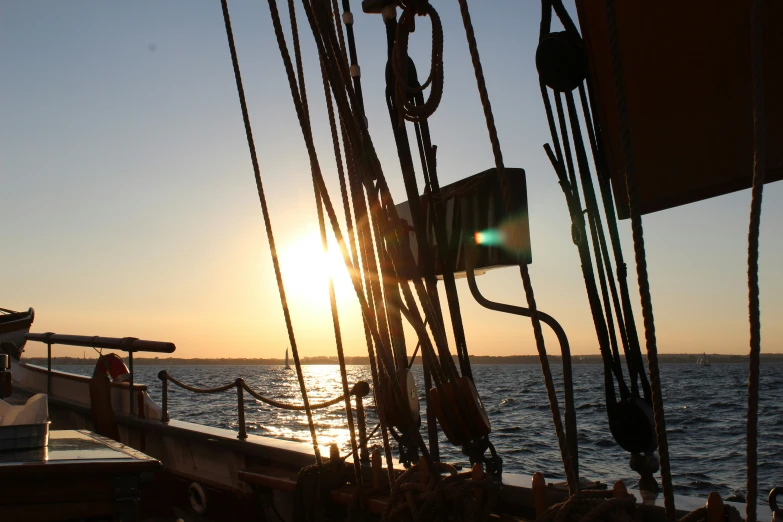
[473,213,530,258]
[474,229,506,246]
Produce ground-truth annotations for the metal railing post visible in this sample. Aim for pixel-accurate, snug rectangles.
[236,378,247,440]
[128,350,134,416]
[158,371,170,423]
[355,391,369,462]
[47,342,52,397]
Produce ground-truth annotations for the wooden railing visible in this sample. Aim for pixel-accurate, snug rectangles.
[25,332,176,415]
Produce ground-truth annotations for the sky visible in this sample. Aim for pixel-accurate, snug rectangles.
[1,1,781,359]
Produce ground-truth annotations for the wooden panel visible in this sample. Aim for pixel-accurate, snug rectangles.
[576,0,782,218]
[238,466,299,491]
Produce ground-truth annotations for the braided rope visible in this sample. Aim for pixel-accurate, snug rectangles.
[316,29,364,489]
[220,0,322,466]
[268,0,403,484]
[537,489,637,522]
[274,0,439,478]
[676,504,743,522]
[381,462,500,522]
[166,374,236,394]
[603,2,674,518]
[456,0,576,495]
[392,2,444,124]
[577,83,649,399]
[746,0,766,520]
[285,0,363,487]
[164,372,358,411]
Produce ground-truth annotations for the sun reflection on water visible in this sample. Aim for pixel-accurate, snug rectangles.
[246,365,371,457]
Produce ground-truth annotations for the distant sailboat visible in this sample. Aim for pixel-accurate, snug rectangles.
[697,352,710,367]
[285,347,291,370]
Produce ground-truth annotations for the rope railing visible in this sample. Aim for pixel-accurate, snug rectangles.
[158,370,371,449]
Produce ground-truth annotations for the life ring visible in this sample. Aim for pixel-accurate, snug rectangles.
[188,482,207,515]
[94,353,131,383]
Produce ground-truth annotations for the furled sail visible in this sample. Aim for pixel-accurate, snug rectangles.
[576,0,782,217]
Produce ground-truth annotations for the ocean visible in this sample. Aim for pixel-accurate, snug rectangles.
[57,363,782,504]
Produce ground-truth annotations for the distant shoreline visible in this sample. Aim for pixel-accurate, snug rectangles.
[26,353,783,366]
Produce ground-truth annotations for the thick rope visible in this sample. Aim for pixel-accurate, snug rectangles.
[271,0,438,479]
[164,372,356,410]
[392,2,444,124]
[166,375,236,394]
[288,0,363,486]
[241,380,349,411]
[746,0,765,519]
[456,0,576,494]
[268,0,402,485]
[548,90,628,400]
[312,0,459,389]
[578,83,649,399]
[381,462,500,522]
[604,0,674,517]
[536,489,637,522]
[677,504,742,522]
[220,0,322,467]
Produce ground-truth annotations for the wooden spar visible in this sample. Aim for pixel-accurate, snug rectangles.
[25,333,176,354]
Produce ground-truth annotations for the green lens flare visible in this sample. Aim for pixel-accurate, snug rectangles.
[473,213,529,257]
[474,229,505,246]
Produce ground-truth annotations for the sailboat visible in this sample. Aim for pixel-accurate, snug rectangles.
[2,1,780,521]
[284,347,291,370]
[0,308,34,355]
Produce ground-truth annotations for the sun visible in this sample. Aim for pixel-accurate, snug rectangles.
[279,229,354,307]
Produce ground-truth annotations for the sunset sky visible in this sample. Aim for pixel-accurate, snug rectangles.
[2,1,781,359]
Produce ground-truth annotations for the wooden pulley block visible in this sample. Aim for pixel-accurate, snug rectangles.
[381,368,420,428]
[428,381,469,446]
[608,395,656,454]
[454,377,491,440]
[429,377,491,446]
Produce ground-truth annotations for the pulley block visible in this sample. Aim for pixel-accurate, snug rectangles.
[536,31,588,92]
[608,395,657,454]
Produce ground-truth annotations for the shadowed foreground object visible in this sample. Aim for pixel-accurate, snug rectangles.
[576,0,782,218]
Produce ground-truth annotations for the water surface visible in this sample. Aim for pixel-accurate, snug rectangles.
[58,363,782,503]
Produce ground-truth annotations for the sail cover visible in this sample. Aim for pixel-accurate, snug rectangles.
[576,0,782,218]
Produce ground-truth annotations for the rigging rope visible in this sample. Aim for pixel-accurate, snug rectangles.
[746,0,765,519]
[456,0,577,495]
[220,0,322,468]
[266,0,400,485]
[577,83,650,401]
[268,0,444,480]
[286,0,365,486]
[603,0,674,518]
[383,9,475,385]
[391,1,444,125]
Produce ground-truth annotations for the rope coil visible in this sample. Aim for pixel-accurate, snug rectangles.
[536,489,637,522]
[392,1,444,124]
[381,461,500,522]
